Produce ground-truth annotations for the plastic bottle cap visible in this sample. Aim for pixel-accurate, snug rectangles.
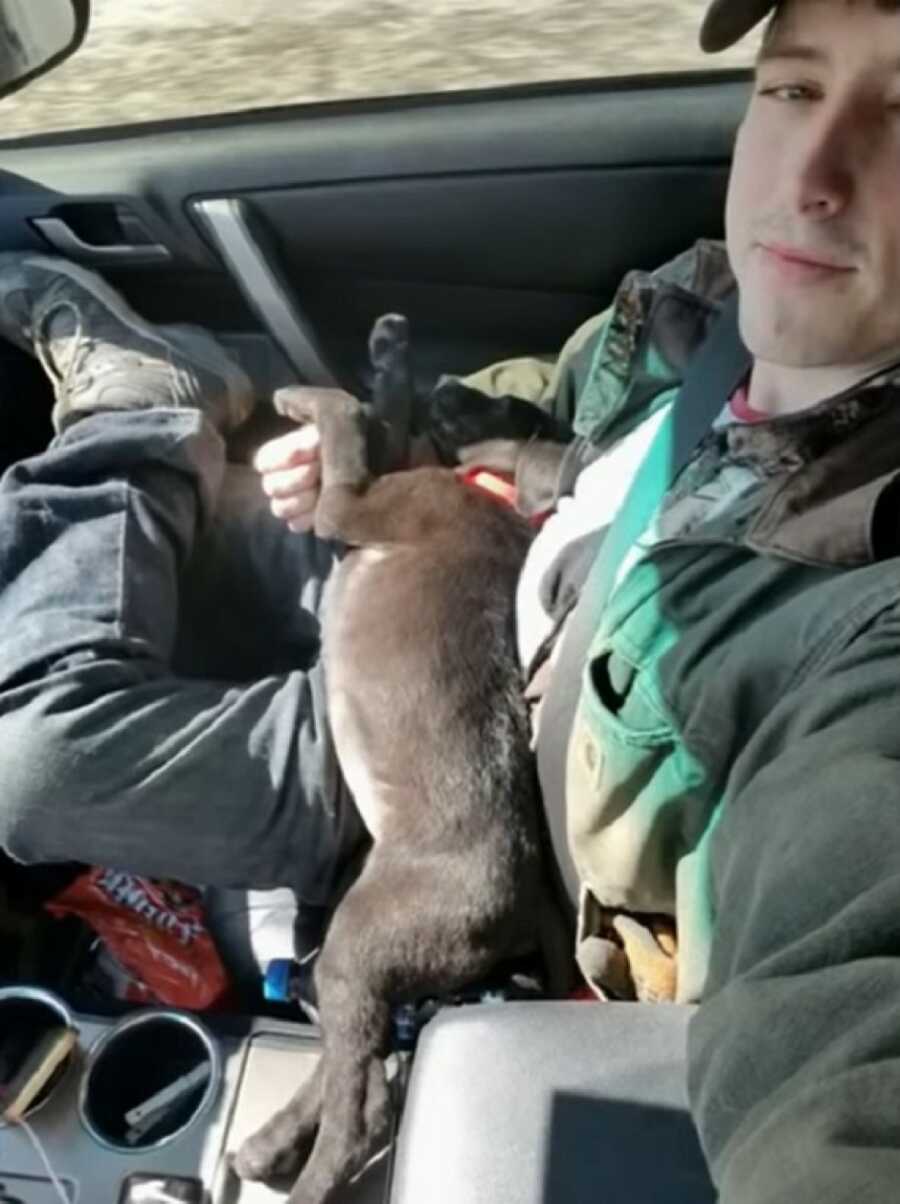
[263,958,294,1003]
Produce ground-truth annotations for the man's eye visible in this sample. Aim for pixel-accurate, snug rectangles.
[757,83,818,102]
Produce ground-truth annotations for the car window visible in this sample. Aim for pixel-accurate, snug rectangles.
[0,0,758,140]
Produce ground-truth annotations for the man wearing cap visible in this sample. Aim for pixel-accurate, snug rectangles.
[491,0,900,1196]
[459,0,900,1196]
[0,0,899,1197]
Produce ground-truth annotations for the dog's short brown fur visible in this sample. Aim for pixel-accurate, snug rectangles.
[233,317,558,1204]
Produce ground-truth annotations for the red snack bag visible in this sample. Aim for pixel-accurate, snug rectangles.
[46,868,231,1010]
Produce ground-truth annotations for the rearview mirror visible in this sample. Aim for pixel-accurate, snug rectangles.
[0,0,89,102]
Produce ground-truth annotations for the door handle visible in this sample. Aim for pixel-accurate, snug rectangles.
[31,216,171,263]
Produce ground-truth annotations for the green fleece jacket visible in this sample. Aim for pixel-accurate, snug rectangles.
[467,238,900,1004]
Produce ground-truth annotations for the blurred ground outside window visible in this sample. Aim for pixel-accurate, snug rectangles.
[0,0,757,141]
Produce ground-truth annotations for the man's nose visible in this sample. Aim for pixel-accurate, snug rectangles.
[791,107,858,221]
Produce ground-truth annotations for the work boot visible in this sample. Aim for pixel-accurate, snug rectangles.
[0,253,255,433]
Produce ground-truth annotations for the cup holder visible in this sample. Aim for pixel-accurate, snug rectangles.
[79,1010,221,1152]
[0,987,77,1124]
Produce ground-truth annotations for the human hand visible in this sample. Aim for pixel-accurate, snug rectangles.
[254,421,322,533]
[255,384,448,533]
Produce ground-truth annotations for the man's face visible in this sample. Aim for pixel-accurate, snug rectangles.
[726,0,900,369]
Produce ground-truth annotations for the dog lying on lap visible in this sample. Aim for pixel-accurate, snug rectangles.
[233,316,572,1204]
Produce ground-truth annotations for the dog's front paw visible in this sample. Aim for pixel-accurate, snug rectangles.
[274,385,363,428]
[273,385,322,427]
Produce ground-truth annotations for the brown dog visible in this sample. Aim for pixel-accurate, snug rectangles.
[233,316,559,1204]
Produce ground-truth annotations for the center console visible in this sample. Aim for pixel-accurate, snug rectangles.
[0,987,387,1204]
[1,988,716,1204]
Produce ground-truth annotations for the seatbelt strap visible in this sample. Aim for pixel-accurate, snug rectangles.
[536,291,751,906]
[579,290,749,625]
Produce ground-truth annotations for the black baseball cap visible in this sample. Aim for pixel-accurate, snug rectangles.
[701,0,778,50]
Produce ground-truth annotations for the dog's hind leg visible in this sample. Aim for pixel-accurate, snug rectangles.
[232,1058,324,1183]
[282,868,395,1204]
[285,844,521,1204]
[288,1051,392,1204]
[233,880,393,1200]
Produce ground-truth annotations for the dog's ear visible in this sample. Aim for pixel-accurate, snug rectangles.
[368,313,415,474]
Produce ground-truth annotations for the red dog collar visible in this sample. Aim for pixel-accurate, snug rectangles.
[458,467,551,529]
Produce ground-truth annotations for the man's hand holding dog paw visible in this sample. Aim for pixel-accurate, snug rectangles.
[255,422,322,533]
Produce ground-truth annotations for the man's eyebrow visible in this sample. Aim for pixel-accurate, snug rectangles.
[756,41,900,73]
[755,42,828,67]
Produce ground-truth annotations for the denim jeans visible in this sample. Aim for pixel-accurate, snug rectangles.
[0,407,364,904]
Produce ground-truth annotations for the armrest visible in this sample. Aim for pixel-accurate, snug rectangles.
[389,1001,715,1204]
